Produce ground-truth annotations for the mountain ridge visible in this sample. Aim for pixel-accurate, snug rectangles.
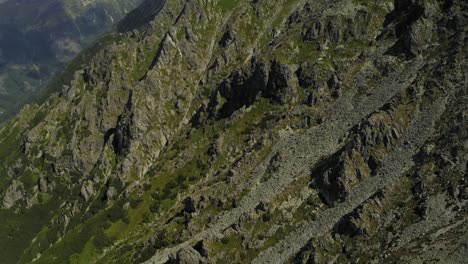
[0,0,466,263]
[0,0,142,121]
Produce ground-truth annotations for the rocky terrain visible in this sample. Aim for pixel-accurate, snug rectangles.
[0,0,466,263]
[0,0,142,121]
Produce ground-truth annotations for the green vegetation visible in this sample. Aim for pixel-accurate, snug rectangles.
[217,0,241,12]
[0,199,61,264]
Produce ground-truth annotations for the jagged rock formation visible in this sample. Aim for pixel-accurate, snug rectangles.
[0,0,466,263]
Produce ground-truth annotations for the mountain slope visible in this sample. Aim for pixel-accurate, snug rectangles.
[0,0,142,121]
[0,0,466,263]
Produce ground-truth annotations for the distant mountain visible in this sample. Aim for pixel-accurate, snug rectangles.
[0,0,141,120]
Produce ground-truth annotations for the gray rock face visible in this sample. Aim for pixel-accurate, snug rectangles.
[219,27,237,48]
[80,181,95,202]
[2,180,23,209]
[213,61,270,119]
[205,59,296,120]
[311,103,407,205]
[382,0,436,59]
[166,247,206,264]
[265,61,296,104]
[113,111,136,157]
[38,176,50,193]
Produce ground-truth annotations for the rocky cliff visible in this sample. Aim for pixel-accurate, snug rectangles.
[0,0,466,263]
